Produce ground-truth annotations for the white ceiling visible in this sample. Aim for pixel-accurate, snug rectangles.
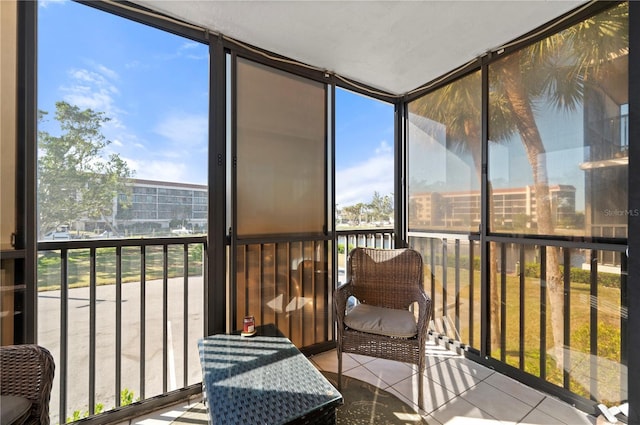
[132,0,587,96]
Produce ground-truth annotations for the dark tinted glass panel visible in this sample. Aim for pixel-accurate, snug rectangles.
[236,58,326,237]
[488,3,628,238]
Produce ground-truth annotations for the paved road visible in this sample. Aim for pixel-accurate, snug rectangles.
[37,277,205,423]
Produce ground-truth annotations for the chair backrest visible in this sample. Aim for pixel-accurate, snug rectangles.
[0,344,55,425]
[347,247,424,310]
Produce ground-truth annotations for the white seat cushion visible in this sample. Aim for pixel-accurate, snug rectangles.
[0,395,32,425]
[344,303,417,338]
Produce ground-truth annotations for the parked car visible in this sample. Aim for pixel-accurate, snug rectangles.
[171,226,192,235]
[43,231,72,240]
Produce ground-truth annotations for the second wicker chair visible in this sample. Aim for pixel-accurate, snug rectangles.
[0,344,55,425]
[334,247,432,410]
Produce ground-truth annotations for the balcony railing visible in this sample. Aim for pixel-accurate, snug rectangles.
[36,228,627,422]
[336,228,395,281]
[37,236,206,424]
[38,231,367,423]
[410,232,628,407]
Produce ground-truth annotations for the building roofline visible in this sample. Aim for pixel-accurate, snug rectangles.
[131,178,207,190]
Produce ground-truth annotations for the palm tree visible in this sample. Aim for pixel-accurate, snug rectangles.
[490,2,628,369]
[410,2,628,368]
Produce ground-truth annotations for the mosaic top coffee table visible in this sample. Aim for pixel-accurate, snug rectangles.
[198,327,342,424]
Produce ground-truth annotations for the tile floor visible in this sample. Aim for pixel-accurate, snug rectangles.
[127,340,598,425]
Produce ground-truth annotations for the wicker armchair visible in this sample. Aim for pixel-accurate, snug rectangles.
[0,344,55,425]
[334,247,432,410]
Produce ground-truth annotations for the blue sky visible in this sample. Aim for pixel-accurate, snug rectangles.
[38,0,395,208]
[335,89,394,207]
[39,1,210,186]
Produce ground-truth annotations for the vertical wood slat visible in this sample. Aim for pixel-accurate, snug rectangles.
[257,244,263,330]
[285,243,293,339]
[310,241,318,345]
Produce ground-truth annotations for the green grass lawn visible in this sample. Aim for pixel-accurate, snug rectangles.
[37,244,204,290]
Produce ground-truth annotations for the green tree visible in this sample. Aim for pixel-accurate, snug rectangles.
[368,191,393,223]
[342,203,366,225]
[38,101,133,238]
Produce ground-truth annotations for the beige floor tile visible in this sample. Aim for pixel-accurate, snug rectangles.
[445,356,495,381]
[425,342,460,361]
[519,408,570,425]
[132,402,192,424]
[348,353,378,365]
[459,381,532,423]
[437,417,503,425]
[425,360,483,395]
[129,343,599,425]
[429,396,500,425]
[309,349,335,367]
[536,396,595,425]
[363,357,417,386]
[344,364,393,389]
[484,372,546,407]
[388,374,457,414]
[420,413,443,425]
[309,350,342,373]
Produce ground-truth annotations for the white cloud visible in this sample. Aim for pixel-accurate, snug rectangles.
[39,0,66,8]
[126,158,186,182]
[180,42,200,50]
[126,157,205,185]
[93,63,119,82]
[178,42,208,61]
[61,65,124,129]
[154,113,208,148]
[374,140,392,155]
[125,60,141,70]
[155,42,208,62]
[106,131,147,157]
[336,140,394,207]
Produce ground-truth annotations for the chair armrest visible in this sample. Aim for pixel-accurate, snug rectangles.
[415,291,433,340]
[334,282,354,327]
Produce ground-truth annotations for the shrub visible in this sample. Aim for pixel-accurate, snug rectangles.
[523,263,620,289]
[573,322,621,361]
[337,243,355,254]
